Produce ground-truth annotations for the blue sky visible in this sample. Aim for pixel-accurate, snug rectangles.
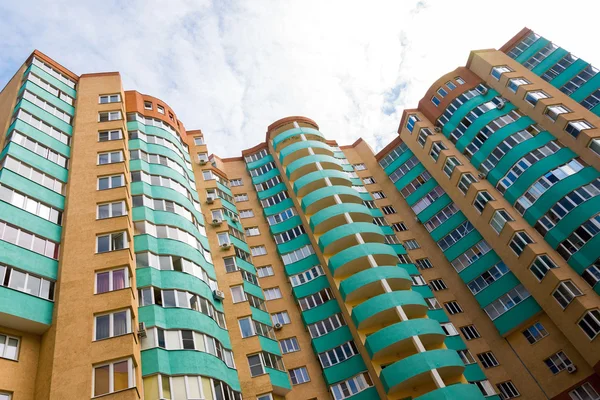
[1,0,599,156]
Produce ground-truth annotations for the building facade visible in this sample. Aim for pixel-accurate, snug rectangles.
[0,27,598,400]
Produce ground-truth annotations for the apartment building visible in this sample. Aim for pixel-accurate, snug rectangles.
[0,27,598,400]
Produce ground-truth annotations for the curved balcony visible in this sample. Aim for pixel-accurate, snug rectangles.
[380,349,465,395]
[279,140,334,165]
[327,243,399,278]
[301,186,364,215]
[339,266,412,304]
[351,291,428,330]
[272,126,325,151]
[365,319,446,361]
[294,169,352,197]
[415,384,484,400]
[286,154,344,181]
[318,222,385,255]
[310,203,373,234]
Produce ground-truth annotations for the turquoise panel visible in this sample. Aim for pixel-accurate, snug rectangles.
[365,318,445,359]
[216,181,232,196]
[127,121,190,162]
[532,47,568,76]
[417,194,452,223]
[406,179,439,207]
[427,309,449,323]
[515,37,548,63]
[346,387,379,399]
[549,59,587,90]
[136,268,220,311]
[130,160,198,201]
[546,195,600,247]
[19,80,75,115]
[351,291,426,328]
[328,243,397,275]
[141,348,240,390]
[444,335,466,351]
[458,251,502,284]
[0,238,58,280]
[292,275,329,299]
[257,183,287,201]
[129,139,194,181]
[250,167,280,185]
[322,355,366,385]
[0,200,61,242]
[383,148,415,176]
[284,254,321,276]
[270,215,302,235]
[27,64,77,98]
[258,335,282,356]
[263,197,294,216]
[415,383,484,400]
[9,119,70,157]
[280,140,332,163]
[568,234,600,275]
[464,363,488,382]
[246,154,274,171]
[235,257,257,274]
[230,235,250,253]
[251,306,272,327]
[132,208,201,244]
[16,99,72,134]
[474,273,520,308]
[380,349,465,393]
[319,222,384,254]
[301,186,363,211]
[138,306,230,347]
[130,181,202,224]
[294,169,351,193]
[571,72,600,102]
[339,266,411,301]
[411,285,433,299]
[286,154,342,178]
[393,162,425,192]
[430,212,467,243]
[243,281,265,300]
[493,296,541,336]
[0,286,53,327]
[302,299,341,325]
[265,367,292,391]
[3,143,67,182]
[441,91,494,137]
[276,233,311,254]
[311,325,353,354]
[443,230,483,263]
[455,104,517,153]
[272,127,324,150]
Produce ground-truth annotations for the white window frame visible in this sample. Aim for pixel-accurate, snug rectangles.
[93,309,132,341]
[98,111,122,122]
[97,201,126,219]
[92,358,135,397]
[0,333,20,360]
[99,94,121,104]
[95,267,130,294]
[96,231,129,253]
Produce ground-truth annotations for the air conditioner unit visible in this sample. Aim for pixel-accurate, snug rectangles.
[138,322,147,338]
[206,197,214,204]
[213,290,225,301]
[220,243,231,250]
[477,173,487,179]
[211,219,222,226]
[566,364,577,374]
[496,99,505,109]
[434,127,441,133]
[274,323,283,331]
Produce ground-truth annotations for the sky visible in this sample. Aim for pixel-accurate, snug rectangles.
[1,0,599,157]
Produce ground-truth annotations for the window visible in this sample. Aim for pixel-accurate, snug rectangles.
[430,141,447,161]
[417,128,434,147]
[444,301,463,315]
[363,176,375,184]
[578,309,600,340]
[467,262,509,295]
[458,173,477,194]
[398,254,412,264]
[522,322,549,344]
[234,193,248,202]
[99,129,122,142]
[569,383,600,400]
[308,313,346,338]
[372,191,386,199]
[478,352,499,368]
[319,341,359,368]
[99,94,121,104]
[143,101,153,110]
[582,90,600,111]
[94,310,131,340]
[415,258,433,269]
[457,349,476,365]
[440,323,458,336]
[474,380,496,397]
[251,246,267,257]
[473,191,494,213]
[591,139,600,157]
[431,96,441,106]
[0,392,10,400]
[93,358,134,396]
[553,281,583,309]
[406,114,420,132]
[0,183,62,224]
[382,205,396,215]
[425,297,441,310]
[411,186,446,214]
[289,367,310,385]
[490,209,513,234]
[461,325,481,340]
[404,239,420,250]
[245,227,260,236]
[437,87,448,97]
[451,240,492,273]
[257,395,273,400]
[157,105,165,114]
[545,104,571,122]
[97,232,128,253]
[497,381,520,399]
[509,231,533,256]
[430,279,447,291]
[0,333,19,360]
[438,221,474,251]
[230,286,246,303]
[1,264,55,300]
[0,220,59,259]
[507,77,530,92]
[545,351,573,374]
[2,156,64,194]
[272,311,291,325]
[257,265,274,278]
[281,245,314,265]
[264,287,282,300]
[378,143,408,169]
[248,354,265,377]
[443,157,461,177]
[97,201,126,220]
[525,90,550,106]
[424,203,459,233]
[453,77,465,85]
[353,163,366,171]
[561,65,599,96]
[280,337,300,354]
[240,209,254,218]
[484,285,531,320]
[290,265,324,287]
[392,222,408,232]
[197,153,208,163]
[411,275,426,286]
[491,65,513,80]
[565,120,594,138]
[389,156,420,183]
[193,136,204,146]
[330,372,373,400]
[529,255,558,281]
[96,268,128,294]
[98,174,124,190]
[98,111,122,122]
[298,288,333,311]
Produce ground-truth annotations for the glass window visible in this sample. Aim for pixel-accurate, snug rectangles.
[93,359,134,396]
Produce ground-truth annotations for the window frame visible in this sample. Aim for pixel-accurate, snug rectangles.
[92,358,135,397]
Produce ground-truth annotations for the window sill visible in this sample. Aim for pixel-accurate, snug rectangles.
[92,386,138,399]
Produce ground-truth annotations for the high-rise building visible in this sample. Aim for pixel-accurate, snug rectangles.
[0,27,598,400]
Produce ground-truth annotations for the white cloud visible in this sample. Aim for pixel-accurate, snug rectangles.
[1,0,599,156]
